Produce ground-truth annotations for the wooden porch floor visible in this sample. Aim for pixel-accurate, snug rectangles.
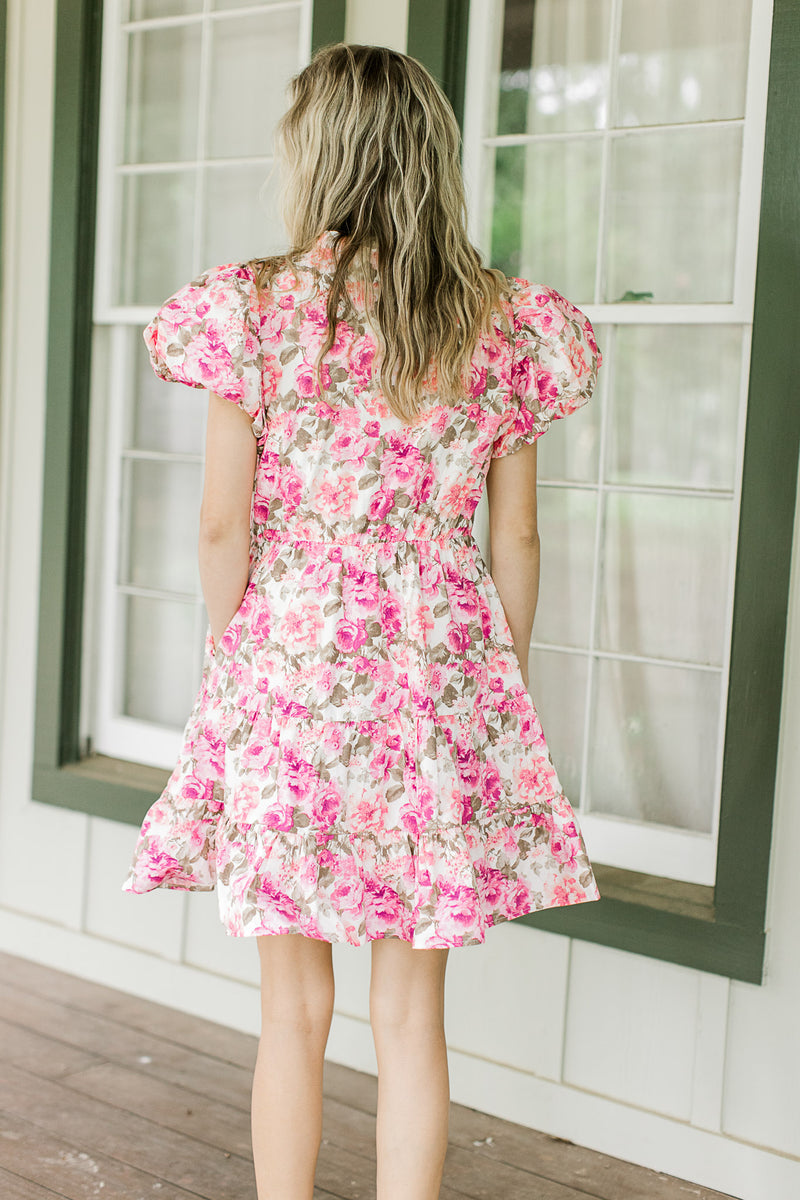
[0,949,736,1200]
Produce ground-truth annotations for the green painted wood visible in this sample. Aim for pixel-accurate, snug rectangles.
[33,0,103,775]
[29,0,799,986]
[712,0,800,934]
[311,0,346,53]
[518,902,765,986]
[407,0,471,132]
[32,764,168,828]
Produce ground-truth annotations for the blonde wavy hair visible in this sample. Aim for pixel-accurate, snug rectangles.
[248,42,512,422]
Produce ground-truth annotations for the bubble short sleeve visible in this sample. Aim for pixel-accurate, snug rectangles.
[491,279,602,458]
[143,262,267,439]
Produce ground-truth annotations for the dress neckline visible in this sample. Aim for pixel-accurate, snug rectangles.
[293,229,380,273]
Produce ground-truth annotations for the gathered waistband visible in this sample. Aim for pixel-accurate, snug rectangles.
[258,525,474,545]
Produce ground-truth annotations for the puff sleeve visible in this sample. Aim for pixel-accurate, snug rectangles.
[491,279,602,458]
[143,262,267,440]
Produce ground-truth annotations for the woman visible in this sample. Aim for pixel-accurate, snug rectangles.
[123,42,602,1200]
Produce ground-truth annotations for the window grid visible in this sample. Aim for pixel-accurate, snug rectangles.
[89,0,312,769]
[464,0,771,885]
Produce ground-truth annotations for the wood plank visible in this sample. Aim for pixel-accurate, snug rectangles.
[0,1165,70,1200]
[62,1060,587,1200]
[445,1106,738,1200]
[0,1018,103,1080]
[64,1061,253,1157]
[0,1060,390,1200]
[0,981,254,1110]
[0,951,257,1069]
[0,1061,256,1199]
[0,1110,212,1200]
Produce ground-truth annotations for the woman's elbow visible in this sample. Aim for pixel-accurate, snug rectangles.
[198,512,250,544]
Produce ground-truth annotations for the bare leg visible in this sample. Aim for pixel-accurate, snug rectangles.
[252,932,335,1200]
[370,936,451,1200]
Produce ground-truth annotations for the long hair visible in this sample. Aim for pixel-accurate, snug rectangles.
[248,43,512,423]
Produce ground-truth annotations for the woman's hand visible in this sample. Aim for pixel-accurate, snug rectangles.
[198,392,259,650]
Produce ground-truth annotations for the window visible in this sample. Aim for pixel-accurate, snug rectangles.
[86,0,314,768]
[34,0,798,983]
[463,0,771,888]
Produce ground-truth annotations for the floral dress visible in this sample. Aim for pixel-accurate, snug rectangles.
[121,229,603,949]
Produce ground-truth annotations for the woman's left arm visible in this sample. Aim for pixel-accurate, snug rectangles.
[199,391,258,650]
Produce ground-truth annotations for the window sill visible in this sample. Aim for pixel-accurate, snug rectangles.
[32,753,170,825]
[32,755,762,982]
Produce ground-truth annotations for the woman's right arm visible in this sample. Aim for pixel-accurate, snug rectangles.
[484,439,541,690]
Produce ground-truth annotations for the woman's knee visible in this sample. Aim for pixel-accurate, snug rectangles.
[369,937,449,1036]
[257,933,335,1031]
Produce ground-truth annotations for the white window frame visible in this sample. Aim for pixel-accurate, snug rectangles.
[87,0,313,769]
[466,0,774,885]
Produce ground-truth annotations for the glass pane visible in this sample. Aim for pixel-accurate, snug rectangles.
[124,26,201,164]
[530,487,597,649]
[617,0,752,127]
[609,325,742,490]
[132,335,207,456]
[588,657,721,832]
[201,163,285,270]
[128,1,202,18]
[496,0,612,136]
[207,10,301,160]
[599,492,732,666]
[529,647,589,804]
[124,459,204,595]
[605,125,742,304]
[117,170,195,307]
[124,595,199,727]
[489,139,601,301]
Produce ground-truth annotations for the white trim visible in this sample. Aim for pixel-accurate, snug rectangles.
[120,2,304,35]
[115,155,275,173]
[733,0,775,313]
[483,117,745,147]
[95,713,189,770]
[98,301,760,326]
[579,814,717,887]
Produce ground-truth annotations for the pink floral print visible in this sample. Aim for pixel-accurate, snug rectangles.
[122,229,603,948]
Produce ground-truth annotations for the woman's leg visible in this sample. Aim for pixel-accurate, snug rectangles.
[252,932,335,1200]
[369,937,451,1200]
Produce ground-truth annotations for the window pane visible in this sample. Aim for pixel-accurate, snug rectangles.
[609,325,742,489]
[489,139,601,301]
[124,459,203,595]
[599,492,732,666]
[207,10,301,159]
[617,0,752,127]
[605,125,742,303]
[529,647,589,803]
[118,170,195,306]
[497,0,612,136]
[588,657,720,832]
[124,595,199,727]
[132,336,207,456]
[532,487,597,649]
[124,25,201,164]
[201,163,284,269]
[128,1,202,18]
